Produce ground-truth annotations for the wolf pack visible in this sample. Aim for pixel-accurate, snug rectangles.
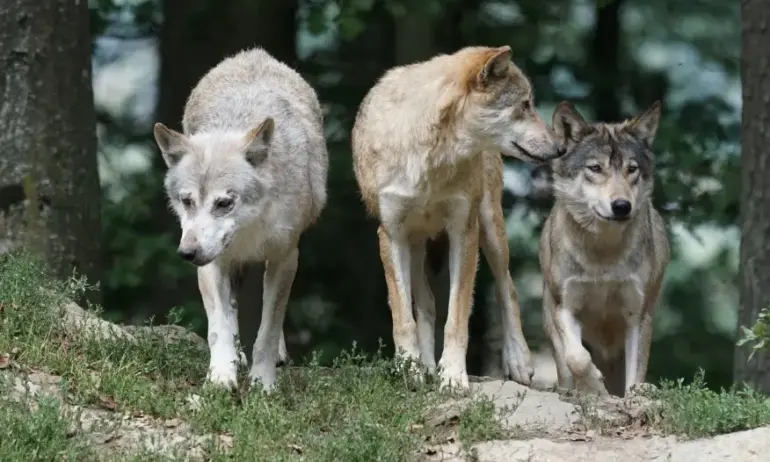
[152,45,669,400]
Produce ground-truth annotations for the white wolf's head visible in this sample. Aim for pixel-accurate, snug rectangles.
[153,118,275,266]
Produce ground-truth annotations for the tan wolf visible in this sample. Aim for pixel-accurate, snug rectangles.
[539,101,669,397]
[153,48,328,391]
[352,45,565,389]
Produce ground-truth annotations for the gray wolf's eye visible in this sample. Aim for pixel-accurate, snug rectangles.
[627,164,639,174]
[215,198,234,210]
[586,164,602,174]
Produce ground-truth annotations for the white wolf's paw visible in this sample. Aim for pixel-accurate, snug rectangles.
[207,365,238,390]
[249,361,277,393]
[238,351,248,367]
[503,345,534,386]
[278,340,289,366]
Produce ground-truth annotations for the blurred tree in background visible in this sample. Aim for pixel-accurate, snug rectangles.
[0,0,103,304]
[735,0,770,394]
[1,0,743,388]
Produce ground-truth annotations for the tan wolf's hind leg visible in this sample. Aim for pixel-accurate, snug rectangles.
[479,191,534,385]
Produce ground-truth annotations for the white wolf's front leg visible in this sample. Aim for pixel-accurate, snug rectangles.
[249,247,299,392]
[198,263,240,389]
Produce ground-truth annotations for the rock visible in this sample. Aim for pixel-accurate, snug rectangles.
[469,427,770,462]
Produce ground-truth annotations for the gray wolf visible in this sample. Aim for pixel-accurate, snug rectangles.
[153,47,328,391]
[539,101,669,397]
[352,45,565,389]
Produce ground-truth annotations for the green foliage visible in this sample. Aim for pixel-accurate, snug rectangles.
[0,385,96,461]
[648,370,770,438]
[737,308,770,361]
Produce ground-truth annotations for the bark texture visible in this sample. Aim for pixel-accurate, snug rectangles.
[0,0,102,297]
[735,0,770,393]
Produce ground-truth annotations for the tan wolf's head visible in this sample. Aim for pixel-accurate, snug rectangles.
[447,46,565,163]
[549,101,662,227]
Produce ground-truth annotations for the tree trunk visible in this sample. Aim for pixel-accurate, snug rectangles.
[735,0,770,394]
[0,0,102,300]
[590,0,623,121]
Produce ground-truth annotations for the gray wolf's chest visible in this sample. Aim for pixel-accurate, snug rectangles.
[560,258,646,321]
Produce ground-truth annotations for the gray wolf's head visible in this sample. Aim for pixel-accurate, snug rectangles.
[153,118,275,266]
[453,46,565,163]
[550,101,661,227]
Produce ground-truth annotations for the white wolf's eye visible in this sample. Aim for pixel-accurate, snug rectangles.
[181,197,194,208]
[586,164,602,174]
[214,197,234,210]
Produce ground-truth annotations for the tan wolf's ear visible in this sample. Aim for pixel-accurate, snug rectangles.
[625,101,661,146]
[478,46,512,86]
[243,117,275,166]
[153,123,189,168]
[552,101,593,142]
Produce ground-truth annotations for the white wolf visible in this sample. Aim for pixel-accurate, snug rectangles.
[153,48,328,391]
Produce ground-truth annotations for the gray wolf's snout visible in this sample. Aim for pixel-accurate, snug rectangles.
[610,199,632,219]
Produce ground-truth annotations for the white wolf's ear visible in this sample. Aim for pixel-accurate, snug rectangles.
[552,102,593,142]
[478,46,512,86]
[625,101,661,146]
[243,117,275,166]
[153,123,189,168]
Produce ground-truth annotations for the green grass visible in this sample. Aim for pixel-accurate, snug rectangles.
[0,378,96,461]
[0,251,506,461]
[646,369,770,439]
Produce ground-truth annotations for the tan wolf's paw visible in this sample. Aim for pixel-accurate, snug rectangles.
[438,354,470,391]
[438,367,470,391]
[503,348,534,386]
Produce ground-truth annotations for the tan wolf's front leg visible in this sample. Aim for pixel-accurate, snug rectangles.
[438,216,480,390]
[249,247,299,392]
[410,239,437,374]
[378,226,421,374]
[198,262,240,390]
[479,191,534,385]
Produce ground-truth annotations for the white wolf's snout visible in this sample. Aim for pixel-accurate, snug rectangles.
[177,216,236,266]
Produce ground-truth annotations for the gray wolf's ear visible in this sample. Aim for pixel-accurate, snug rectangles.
[625,101,661,146]
[153,123,189,168]
[552,101,593,142]
[243,117,275,166]
[478,46,512,86]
